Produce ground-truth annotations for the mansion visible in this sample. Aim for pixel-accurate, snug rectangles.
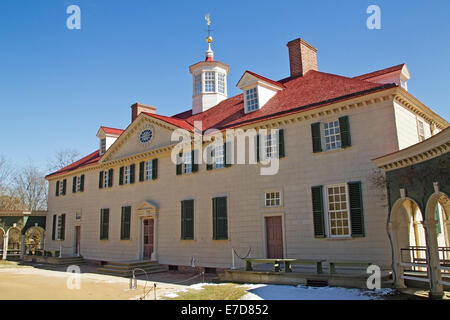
[44,36,448,273]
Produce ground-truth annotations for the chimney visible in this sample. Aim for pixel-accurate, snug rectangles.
[286,38,318,77]
[131,103,156,122]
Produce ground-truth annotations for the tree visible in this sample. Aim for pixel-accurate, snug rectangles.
[47,149,80,173]
[0,155,10,195]
[10,163,47,211]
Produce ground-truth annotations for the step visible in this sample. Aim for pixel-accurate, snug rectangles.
[105,260,159,267]
[103,263,161,270]
[97,266,166,277]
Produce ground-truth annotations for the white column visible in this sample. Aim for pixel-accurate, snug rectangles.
[151,214,159,261]
[423,220,444,299]
[388,221,406,289]
[20,235,25,259]
[2,234,8,260]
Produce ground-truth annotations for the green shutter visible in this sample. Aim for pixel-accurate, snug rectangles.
[256,134,261,162]
[130,164,135,183]
[60,214,66,240]
[348,182,365,237]
[121,206,131,240]
[206,146,213,171]
[192,150,198,173]
[213,197,228,240]
[52,215,56,240]
[339,116,351,148]
[311,122,322,153]
[176,153,182,175]
[278,129,285,158]
[55,181,60,196]
[181,200,194,240]
[72,177,77,193]
[108,169,113,187]
[119,167,124,185]
[311,186,326,238]
[139,162,145,182]
[100,209,109,240]
[99,171,104,189]
[62,179,67,196]
[80,175,85,192]
[225,142,232,167]
[152,159,158,180]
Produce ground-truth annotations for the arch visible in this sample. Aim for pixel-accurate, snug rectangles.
[24,226,45,254]
[425,191,450,222]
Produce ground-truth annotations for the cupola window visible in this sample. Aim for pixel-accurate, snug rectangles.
[218,73,225,94]
[194,74,202,95]
[204,72,216,92]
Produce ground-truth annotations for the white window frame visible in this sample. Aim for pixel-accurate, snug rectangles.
[194,74,202,95]
[58,181,64,196]
[204,71,216,93]
[76,176,82,192]
[263,133,278,160]
[75,210,82,221]
[100,138,106,155]
[124,165,131,185]
[245,87,259,112]
[325,183,351,238]
[144,161,153,181]
[183,152,192,174]
[103,170,110,188]
[417,119,425,142]
[264,191,281,207]
[323,120,342,151]
[218,73,225,94]
[214,145,225,169]
[56,214,64,241]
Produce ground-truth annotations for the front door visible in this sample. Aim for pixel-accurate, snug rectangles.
[143,219,154,260]
[265,216,283,258]
[75,226,81,255]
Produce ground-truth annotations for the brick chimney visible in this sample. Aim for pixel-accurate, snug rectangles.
[286,38,318,77]
[131,103,156,122]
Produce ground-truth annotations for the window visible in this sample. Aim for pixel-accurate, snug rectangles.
[144,161,153,180]
[324,120,342,151]
[72,175,85,193]
[213,197,228,240]
[194,74,202,95]
[99,169,113,189]
[214,145,225,169]
[264,134,277,160]
[75,210,82,221]
[103,171,109,188]
[245,87,259,112]
[59,181,65,195]
[52,214,66,241]
[55,179,67,197]
[218,73,225,94]
[119,165,135,185]
[120,206,131,240]
[100,209,109,240]
[204,72,215,92]
[100,138,106,155]
[181,200,194,240]
[417,120,425,142]
[326,185,350,237]
[265,192,281,207]
[183,152,192,174]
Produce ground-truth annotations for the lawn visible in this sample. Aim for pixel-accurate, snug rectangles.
[163,283,248,300]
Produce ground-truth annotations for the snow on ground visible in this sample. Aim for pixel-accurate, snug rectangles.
[241,284,396,300]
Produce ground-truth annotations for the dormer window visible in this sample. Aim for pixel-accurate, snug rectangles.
[100,138,106,155]
[245,87,259,112]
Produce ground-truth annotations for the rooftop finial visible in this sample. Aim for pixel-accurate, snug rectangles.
[204,13,214,61]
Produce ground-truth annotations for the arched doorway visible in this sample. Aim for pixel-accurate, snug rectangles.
[0,227,5,259]
[389,197,427,289]
[5,227,21,260]
[24,226,45,255]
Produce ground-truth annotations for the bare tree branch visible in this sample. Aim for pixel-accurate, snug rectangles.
[10,163,47,211]
[47,149,80,173]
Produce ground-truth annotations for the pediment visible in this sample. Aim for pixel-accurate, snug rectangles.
[100,114,180,163]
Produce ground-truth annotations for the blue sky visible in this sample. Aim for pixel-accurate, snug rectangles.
[0,0,449,172]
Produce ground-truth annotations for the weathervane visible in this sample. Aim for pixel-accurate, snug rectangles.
[205,13,213,44]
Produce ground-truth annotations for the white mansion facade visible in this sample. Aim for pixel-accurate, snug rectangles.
[44,37,448,270]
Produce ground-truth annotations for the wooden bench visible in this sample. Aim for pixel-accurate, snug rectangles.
[244,258,297,272]
[328,261,372,274]
[290,259,326,274]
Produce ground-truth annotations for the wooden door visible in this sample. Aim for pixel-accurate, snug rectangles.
[265,216,283,258]
[75,226,81,255]
[143,219,154,260]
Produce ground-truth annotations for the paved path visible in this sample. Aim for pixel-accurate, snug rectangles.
[0,266,192,300]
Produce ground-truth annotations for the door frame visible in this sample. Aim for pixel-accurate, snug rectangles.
[142,218,155,261]
[262,213,286,259]
[74,226,81,256]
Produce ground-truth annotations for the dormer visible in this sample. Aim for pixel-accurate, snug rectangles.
[354,64,411,91]
[97,126,123,155]
[237,71,284,113]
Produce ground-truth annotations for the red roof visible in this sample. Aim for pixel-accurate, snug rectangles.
[46,150,101,178]
[173,69,396,131]
[239,70,285,89]
[100,126,124,136]
[353,64,405,81]
[48,65,400,178]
